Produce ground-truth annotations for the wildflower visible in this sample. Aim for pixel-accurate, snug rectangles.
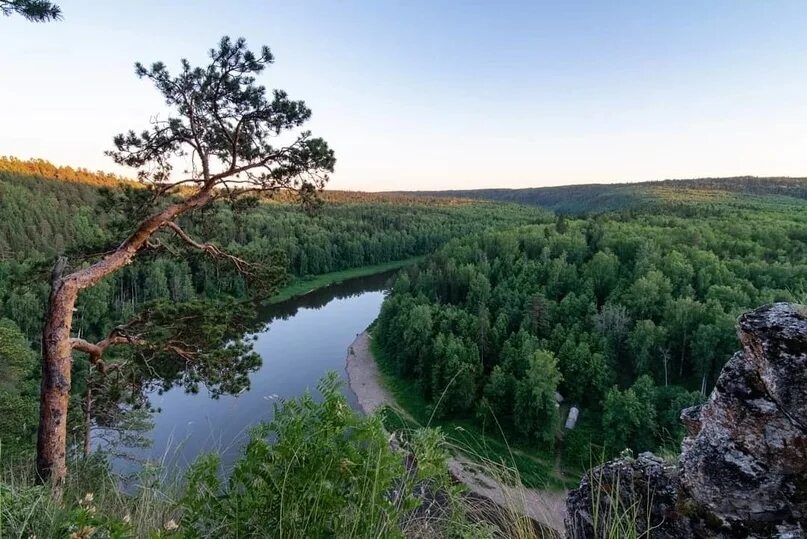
[69,526,96,539]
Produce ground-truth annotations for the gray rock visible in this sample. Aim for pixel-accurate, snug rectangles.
[566,303,807,538]
[565,452,692,538]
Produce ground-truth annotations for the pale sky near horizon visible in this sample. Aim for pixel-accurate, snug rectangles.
[3,1,807,191]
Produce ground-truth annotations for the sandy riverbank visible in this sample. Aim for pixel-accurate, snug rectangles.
[345,331,568,534]
[345,331,392,415]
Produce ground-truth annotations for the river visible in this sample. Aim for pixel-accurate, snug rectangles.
[107,271,393,474]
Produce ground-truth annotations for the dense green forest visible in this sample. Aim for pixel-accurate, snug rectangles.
[0,157,545,464]
[0,157,544,339]
[6,157,807,472]
[376,193,807,469]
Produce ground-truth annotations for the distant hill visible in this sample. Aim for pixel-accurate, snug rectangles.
[9,155,807,217]
[0,156,473,207]
[396,176,807,214]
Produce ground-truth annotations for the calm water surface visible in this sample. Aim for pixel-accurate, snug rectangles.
[112,271,392,473]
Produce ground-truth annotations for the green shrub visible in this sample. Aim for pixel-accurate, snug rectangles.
[0,374,508,537]
[181,372,463,538]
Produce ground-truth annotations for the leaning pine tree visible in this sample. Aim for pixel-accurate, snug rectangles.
[36,36,335,485]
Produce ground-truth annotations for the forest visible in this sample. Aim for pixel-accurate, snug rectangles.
[375,192,807,470]
[5,165,807,536]
[0,156,543,336]
[5,152,807,534]
[6,156,807,473]
[0,157,544,464]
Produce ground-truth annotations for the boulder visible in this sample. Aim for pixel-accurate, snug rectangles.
[566,303,807,538]
[565,452,691,538]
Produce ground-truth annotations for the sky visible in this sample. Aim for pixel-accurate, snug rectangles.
[3,1,807,191]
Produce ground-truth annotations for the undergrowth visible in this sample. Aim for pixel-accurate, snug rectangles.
[0,374,493,538]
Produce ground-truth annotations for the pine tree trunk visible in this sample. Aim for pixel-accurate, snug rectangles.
[36,267,78,485]
[34,190,212,485]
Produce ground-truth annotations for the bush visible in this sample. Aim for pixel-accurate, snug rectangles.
[181,372,464,537]
[1,374,496,537]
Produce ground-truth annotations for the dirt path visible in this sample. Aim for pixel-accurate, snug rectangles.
[345,331,568,535]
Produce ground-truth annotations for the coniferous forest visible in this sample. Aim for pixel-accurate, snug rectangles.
[7,152,807,474]
[5,153,807,534]
[376,192,807,471]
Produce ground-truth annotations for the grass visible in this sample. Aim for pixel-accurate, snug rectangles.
[266,257,424,304]
[0,456,183,538]
[567,457,659,539]
[0,446,560,539]
[369,336,577,491]
[0,374,564,538]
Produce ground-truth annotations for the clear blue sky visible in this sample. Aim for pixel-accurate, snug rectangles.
[3,0,807,191]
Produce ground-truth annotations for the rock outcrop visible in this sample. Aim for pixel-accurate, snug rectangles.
[566,303,807,538]
[565,451,692,538]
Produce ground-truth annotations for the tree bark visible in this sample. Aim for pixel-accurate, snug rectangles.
[36,267,78,485]
[35,189,213,485]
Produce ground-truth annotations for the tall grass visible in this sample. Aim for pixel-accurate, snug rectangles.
[1,373,653,538]
[562,450,662,539]
[0,373,523,538]
[586,470,649,539]
[0,456,182,538]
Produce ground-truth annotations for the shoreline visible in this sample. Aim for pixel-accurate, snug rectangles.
[345,331,393,415]
[267,257,423,304]
[345,331,568,534]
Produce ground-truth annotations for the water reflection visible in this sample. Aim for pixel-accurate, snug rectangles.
[257,270,394,322]
[108,270,395,474]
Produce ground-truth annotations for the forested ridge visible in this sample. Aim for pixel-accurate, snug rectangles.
[376,193,807,471]
[0,157,543,334]
[0,155,483,260]
[400,175,807,214]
